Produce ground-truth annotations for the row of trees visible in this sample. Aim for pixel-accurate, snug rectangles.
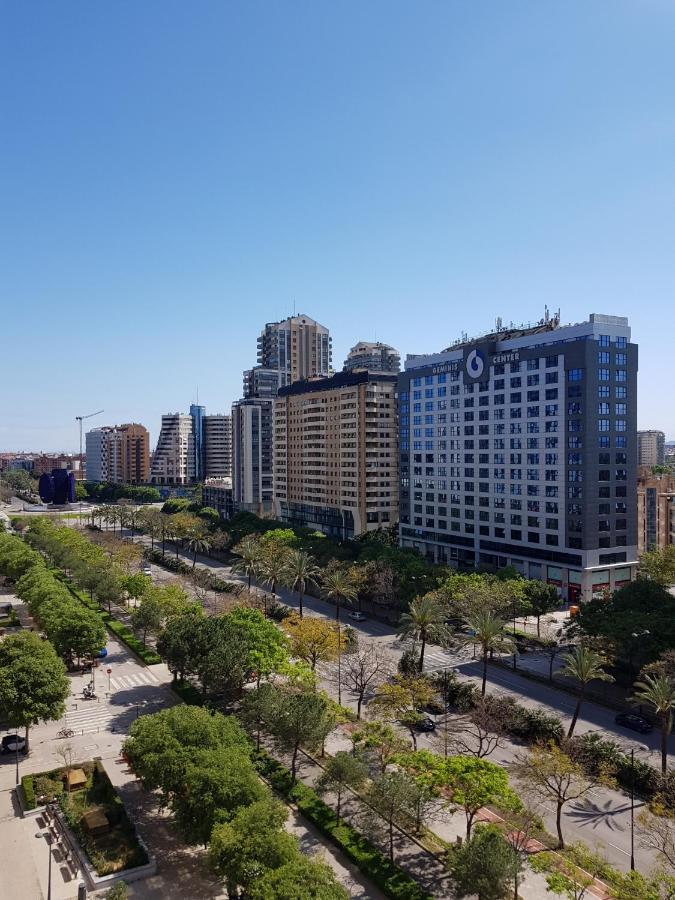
[124,705,348,899]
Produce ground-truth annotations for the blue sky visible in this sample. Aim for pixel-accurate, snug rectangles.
[2,1,674,450]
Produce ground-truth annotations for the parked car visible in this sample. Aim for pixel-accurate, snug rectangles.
[414,716,436,733]
[615,713,653,735]
[1,734,27,755]
[141,563,152,575]
[348,611,366,622]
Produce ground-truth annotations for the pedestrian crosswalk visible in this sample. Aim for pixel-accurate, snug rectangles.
[108,671,159,691]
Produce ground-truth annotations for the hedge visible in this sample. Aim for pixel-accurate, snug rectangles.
[253,749,433,900]
[21,774,36,810]
[145,548,240,593]
[170,679,203,706]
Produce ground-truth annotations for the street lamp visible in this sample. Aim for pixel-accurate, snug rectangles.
[36,823,54,900]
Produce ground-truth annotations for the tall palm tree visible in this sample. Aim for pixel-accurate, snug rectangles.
[285,549,320,618]
[231,536,263,594]
[560,645,614,738]
[462,609,515,696]
[260,545,291,617]
[322,568,359,705]
[187,535,211,571]
[397,594,451,672]
[633,673,675,775]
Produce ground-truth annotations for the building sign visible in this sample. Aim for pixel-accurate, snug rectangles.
[492,350,520,365]
[432,361,460,375]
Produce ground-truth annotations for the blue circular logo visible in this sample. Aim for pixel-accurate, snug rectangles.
[466,348,485,379]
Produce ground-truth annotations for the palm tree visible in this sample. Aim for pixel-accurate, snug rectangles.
[285,549,320,618]
[462,609,515,696]
[397,594,450,672]
[231,536,263,594]
[632,673,675,775]
[560,645,614,738]
[260,545,291,617]
[322,568,359,705]
[187,535,211,571]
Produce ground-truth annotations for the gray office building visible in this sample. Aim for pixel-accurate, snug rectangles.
[398,313,638,603]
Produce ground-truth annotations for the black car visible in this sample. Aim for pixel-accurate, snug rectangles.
[414,716,437,733]
[1,734,27,754]
[615,713,653,735]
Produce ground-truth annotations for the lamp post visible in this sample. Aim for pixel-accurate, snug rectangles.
[629,743,650,872]
[36,823,53,900]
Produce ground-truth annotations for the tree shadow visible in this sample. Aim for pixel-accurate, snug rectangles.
[566,796,641,833]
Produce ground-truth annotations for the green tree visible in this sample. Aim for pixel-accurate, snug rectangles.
[239,682,278,750]
[226,606,290,682]
[131,595,163,647]
[283,614,342,671]
[316,751,368,824]
[259,542,292,615]
[448,824,517,900]
[523,580,560,637]
[173,747,267,845]
[366,770,418,861]
[209,797,298,896]
[397,593,451,671]
[0,632,70,751]
[370,674,436,750]
[560,645,614,738]
[285,549,320,618]
[512,743,595,849]
[632,672,675,775]
[639,546,675,587]
[249,857,349,900]
[187,535,211,571]
[462,608,515,696]
[573,580,675,674]
[231,535,263,594]
[156,606,204,682]
[321,566,359,704]
[267,685,333,781]
[351,720,408,773]
[395,750,521,839]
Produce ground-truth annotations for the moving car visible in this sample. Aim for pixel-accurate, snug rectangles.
[614,712,653,735]
[1,734,27,754]
[348,611,366,622]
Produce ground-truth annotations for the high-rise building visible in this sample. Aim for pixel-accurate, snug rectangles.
[257,314,332,388]
[150,414,195,485]
[232,398,274,514]
[204,414,232,480]
[232,314,332,516]
[638,470,675,553]
[343,341,401,373]
[85,424,150,484]
[638,430,666,467]
[190,404,206,481]
[398,313,638,603]
[273,370,399,538]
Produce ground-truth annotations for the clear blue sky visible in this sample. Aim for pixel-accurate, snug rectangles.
[2,1,674,451]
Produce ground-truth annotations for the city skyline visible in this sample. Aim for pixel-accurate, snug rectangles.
[2,3,675,449]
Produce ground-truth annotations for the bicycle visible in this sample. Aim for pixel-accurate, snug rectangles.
[56,727,74,738]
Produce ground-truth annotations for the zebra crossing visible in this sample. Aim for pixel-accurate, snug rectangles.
[61,669,163,736]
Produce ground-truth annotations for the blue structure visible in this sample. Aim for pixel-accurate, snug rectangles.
[190,403,206,481]
[38,469,76,505]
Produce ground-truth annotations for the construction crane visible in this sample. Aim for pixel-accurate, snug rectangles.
[75,409,104,474]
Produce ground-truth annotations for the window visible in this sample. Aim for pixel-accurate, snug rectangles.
[545,371,558,384]
[545,388,558,400]
[598,351,610,364]
[546,355,558,367]
[527,406,540,418]
[615,403,627,416]
[568,368,583,381]
[616,353,627,365]
[527,390,540,402]
[616,369,627,382]
[527,358,539,371]
[616,386,627,399]
[598,335,610,347]
[598,402,610,415]
[598,385,609,398]
[616,419,627,432]
[598,419,610,432]
[545,404,558,417]
[527,375,540,387]
[616,335,627,348]
[598,368,610,381]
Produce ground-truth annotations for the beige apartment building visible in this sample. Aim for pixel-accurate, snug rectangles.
[86,423,150,484]
[638,468,675,553]
[273,370,398,538]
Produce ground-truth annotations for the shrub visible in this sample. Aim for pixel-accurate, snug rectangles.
[267,601,292,622]
[21,775,36,810]
[398,647,420,676]
[504,704,563,744]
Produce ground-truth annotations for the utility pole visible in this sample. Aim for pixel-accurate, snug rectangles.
[75,410,104,521]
